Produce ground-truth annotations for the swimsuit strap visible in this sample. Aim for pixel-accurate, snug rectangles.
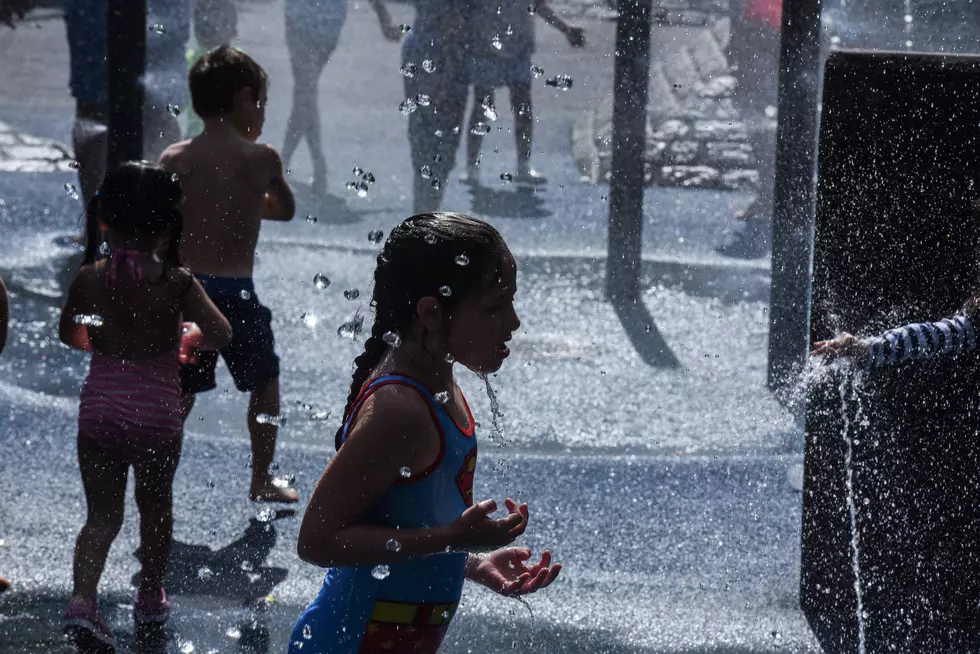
[107,247,145,288]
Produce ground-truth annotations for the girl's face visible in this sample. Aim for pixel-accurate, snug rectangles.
[446,252,521,374]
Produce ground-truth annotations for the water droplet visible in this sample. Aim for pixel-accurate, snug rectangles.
[354,180,370,197]
[256,507,277,523]
[167,103,181,117]
[481,96,498,121]
[64,182,79,200]
[416,94,432,107]
[470,122,491,136]
[293,642,304,650]
[368,230,384,244]
[491,35,502,50]
[171,173,179,182]
[310,410,331,421]
[527,4,536,13]
[226,627,241,639]
[441,610,450,619]
[399,98,419,115]
[546,74,573,90]
[149,23,167,34]
[352,166,364,177]
[420,165,433,179]
[400,63,417,78]
[302,623,313,639]
[371,564,390,580]
[399,23,411,33]
[306,214,317,224]
[531,65,544,78]
[197,566,213,581]
[361,171,375,184]
[301,311,319,329]
[444,352,455,364]
[313,273,330,290]
[68,161,80,170]
[516,102,530,116]
[439,285,452,297]
[256,414,287,427]
[434,129,444,137]
[424,233,438,245]
[455,253,469,266]
[505,23,513,35]
[434,391,450,404]
[338,312,365,339]
[385,538,402,552]
[272,475,294,489]
[73,314,104,327]
[179,641,195,653]
[98,241,110,256]
[500,173,513,184]
[240,560,254,571]
[344,288,360,300]
[399,466,412,478]
[422,59,436,73]
[433,154,442,163]
[430,178,442,190]
[239,289,251,300]
[904,13,913,22]
[382,331,402,348]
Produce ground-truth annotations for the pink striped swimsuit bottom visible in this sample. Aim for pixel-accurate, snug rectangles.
[78,351,183,462]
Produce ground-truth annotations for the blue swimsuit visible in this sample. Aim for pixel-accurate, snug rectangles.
[289,374,479,653]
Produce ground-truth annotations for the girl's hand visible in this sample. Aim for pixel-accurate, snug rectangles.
[566,26,586,47]
[179,322,204,365]
[811,332,867,362]
[449,498,528,552]
[469,548,562,596]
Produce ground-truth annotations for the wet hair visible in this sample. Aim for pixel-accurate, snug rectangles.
[336,213,509,444]
[189,45,267,118]
[83,161,184,266]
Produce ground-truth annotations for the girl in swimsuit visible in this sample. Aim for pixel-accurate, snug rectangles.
[290,212,561,653]
[59,161,232,651]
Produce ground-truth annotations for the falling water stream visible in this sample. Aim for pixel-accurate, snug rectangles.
[838,373,867,654]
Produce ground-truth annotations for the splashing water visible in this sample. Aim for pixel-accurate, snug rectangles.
[400,63,417,78]
[73,314,103,327]
[416,94,432,107]
[424,233,438,245]
[482,96,498,121]
[197,566,213,581]
[301,312,319,329]
[310,410,331,421]
[444,352,455,364]
[430,178,442,190]
[371,565,390,580]
[477,373,507,443]
[385,538,402,552]
[500,173,513,184]
[368,230,384,244]
[344,289,361,300]
[303,623,313,639]
[434,391,450,404]
[306,215,317,224]
[68,161,80,170]
[439,285,452,297]
[256,414,287,427]
[455,253,469,266]
[399,466,412,478]
[64,183,79,200]
[491,35,502,50]
[226,627,241,639]
[399,23,411,33]
[470,122,491,136]
[313,273,330,290]
[167,103,181,117]
[382,331,402,348]
[256,507,277,523]
[422,59,436,73]
[530,65,544,78]
[420,165,433,179]
[338,311,365,340]
[149,23,167,34]
[546,74,574,90]
[239,289,251,300]
[838,373,868,654]
[399,98,419,115]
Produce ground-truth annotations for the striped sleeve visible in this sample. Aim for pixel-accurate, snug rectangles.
[863,314,977,369]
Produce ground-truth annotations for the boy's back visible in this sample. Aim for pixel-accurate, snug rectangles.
[161,128,286,278]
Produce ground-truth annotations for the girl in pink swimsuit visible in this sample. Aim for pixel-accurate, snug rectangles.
[59,161,232,650]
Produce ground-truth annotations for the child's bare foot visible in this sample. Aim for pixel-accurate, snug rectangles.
[250,477,299,503]
[0,576,9,593]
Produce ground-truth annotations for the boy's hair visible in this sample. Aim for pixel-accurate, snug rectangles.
[336,213,509,446]
[84,161,184,267]
[189,45,267,118]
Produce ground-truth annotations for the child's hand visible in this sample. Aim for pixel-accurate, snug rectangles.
[565,26,586,47]
[180,322,204,365]
[811,332,867,361]
[449,498,528,552]
[469,548,562,596]
[381,21,403,41]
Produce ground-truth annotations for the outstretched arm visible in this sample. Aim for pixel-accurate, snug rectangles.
[812,313,978,370]
[533,0,585,47]
[368,0,402,41]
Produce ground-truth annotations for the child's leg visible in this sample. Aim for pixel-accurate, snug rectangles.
[72,435,129,607]
[133,436,182,596]
[466,85,494,173]
[284,31,336,188]
[510,83,533,173]
[247,377,297,502]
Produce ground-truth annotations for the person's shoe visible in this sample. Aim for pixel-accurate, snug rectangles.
[515,168,547,185]
[716,226,771,259]
[64,597,116,650]
[250,477,300,504]
[134,587,171,624]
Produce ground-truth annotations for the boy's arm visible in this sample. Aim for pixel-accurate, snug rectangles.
[534,0,586,46]
[367,0,402,41]
[260,145,296,222]
[862,314,977,369]
[0,275,8,354]
[58,269,94,353]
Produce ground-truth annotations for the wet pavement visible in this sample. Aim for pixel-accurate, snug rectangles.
[0,1,819,652]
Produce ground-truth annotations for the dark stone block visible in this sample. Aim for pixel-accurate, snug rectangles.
[804,50,980,653]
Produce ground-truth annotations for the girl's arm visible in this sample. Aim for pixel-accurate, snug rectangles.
[367,0,402,41]
[179,274,233,352]
[533,0,586,46]
[812,314,978,369]
[58,268,95,352]
[297,387,526,568]
[0,274,8,354]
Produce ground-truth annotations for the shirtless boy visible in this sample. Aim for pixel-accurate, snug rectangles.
[160,46,298,503]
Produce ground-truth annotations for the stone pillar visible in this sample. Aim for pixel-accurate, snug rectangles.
[803,50,980,652]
